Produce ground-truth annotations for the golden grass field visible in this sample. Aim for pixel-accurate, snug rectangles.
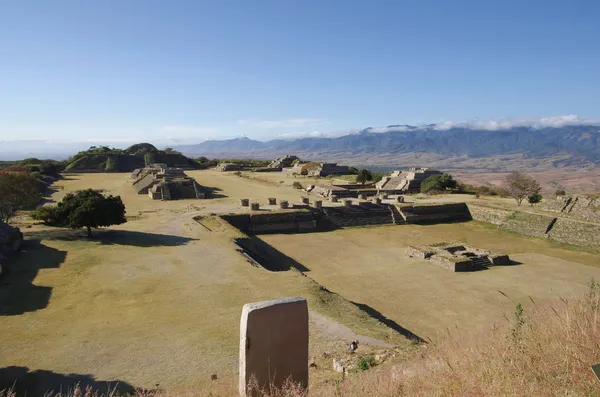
[1,169,600,395]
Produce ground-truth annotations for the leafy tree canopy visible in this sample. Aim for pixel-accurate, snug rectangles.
[421,173,457,194]
[31,189,126,237]
[356,169,373,184]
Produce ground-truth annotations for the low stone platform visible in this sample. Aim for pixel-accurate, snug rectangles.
[406,242,511,272]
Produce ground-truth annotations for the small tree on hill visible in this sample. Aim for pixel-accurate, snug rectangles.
[421,174,457,194]
[0,172,42,223]
[528,193,543,207]
[503,172,541,206]
[31,189,126,237]
[356,169,373,184]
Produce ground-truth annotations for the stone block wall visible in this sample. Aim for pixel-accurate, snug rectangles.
[548,218,600,250]
[398,203,471,224]
[501,212,555,238]
[468,203,600,251]
[221,211,318,234]
[322,205,395,228]
[466,204,513,225]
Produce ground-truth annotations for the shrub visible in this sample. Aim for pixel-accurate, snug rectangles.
[355,169,373,184]
[528,193,543,206]
[421,173,457,194]
[292,182,304,189]
[555,189,566,197]
[356,355,376,371]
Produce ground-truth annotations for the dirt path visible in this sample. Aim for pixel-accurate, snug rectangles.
[309,310,392,348]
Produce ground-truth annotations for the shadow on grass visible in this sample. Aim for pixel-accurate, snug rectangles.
[203,185,228,199]
[232,236,310,272]
[352,301,426,343]
[0,366,145,396]
[24,229,199,247]
[0,240,67,316]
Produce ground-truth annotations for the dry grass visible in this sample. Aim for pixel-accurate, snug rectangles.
[262,222,600,340]
[5,283,599,396]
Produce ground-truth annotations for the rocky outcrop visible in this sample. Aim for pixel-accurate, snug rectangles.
[0,221,23,275]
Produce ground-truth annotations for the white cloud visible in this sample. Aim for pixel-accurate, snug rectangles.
[432,115,597,131]
[275,128,359,140]
[162,125,218,134]
[366,126,413,133]
[237,118,323,129]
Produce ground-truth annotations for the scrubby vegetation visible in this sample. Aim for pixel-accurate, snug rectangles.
[63,144,199,172]
[0,173,41,222]
[218,158,271,167]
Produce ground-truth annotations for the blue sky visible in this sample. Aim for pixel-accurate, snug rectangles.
[1,0,599,145]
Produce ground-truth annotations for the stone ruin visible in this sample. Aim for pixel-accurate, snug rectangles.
[217,163,243,172]
[0,221,23,276]
[286,162,350,177]
[376,167,442,194]
[239,297,308,396]
[268,155,299,170]
[540,194,600,223]
[131,164,206,200]
[406,242,511,272]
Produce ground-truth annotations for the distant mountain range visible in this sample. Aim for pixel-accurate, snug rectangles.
[174,124,600,171]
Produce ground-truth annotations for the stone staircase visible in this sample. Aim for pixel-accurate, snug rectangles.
[565,196,579,213]
[193,182,204,198]
[471,256,492,268]
[160,184,172,200]
[390,206,407,225]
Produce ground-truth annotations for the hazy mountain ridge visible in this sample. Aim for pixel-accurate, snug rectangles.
[174,125,600,168]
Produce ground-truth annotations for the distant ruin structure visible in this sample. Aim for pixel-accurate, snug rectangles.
[217,163,242,172]
[239,297,309,396]
[268,155,299,170]
[287,162,350,177]
[376,168,442,193]
[131,164,206,200]
[406,242,511,272]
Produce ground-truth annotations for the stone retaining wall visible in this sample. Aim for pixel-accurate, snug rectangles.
[548,218,600,250]
[466,204,513,225]
[221,211,318,234]
[398,203,471,224]
[501,212,555,238]
[468,203,600,251]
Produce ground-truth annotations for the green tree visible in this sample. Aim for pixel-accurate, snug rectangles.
[0,173,42,223]
[31,189,126,237]
[356,169,373,184]
[503,172,542,206]
[528,193,543,206]
[420,173,457,194]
